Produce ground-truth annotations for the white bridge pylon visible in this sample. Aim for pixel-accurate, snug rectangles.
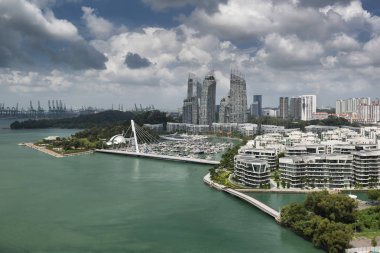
[129,120,159,153]
[131,120,140,153]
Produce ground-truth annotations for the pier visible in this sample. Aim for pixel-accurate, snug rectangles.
[95,149,220,165]
[203,173,280,221]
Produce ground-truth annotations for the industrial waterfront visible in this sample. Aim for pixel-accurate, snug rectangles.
[0,120,323,253]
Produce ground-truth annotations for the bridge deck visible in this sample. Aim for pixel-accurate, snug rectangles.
[224,188,280,219]
[95,149,220,165]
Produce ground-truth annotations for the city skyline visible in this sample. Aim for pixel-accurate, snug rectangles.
[1,1,380,109]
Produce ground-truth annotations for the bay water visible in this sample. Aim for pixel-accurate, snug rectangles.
[0,120,322,253]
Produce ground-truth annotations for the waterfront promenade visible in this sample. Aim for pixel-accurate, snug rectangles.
[203,173,280,220]
[95,149,220,165]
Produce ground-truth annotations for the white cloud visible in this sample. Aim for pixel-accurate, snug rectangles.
[0,0,80,41]
[81,6,115,39]
[326,33,361,51]
[256,33,324,68]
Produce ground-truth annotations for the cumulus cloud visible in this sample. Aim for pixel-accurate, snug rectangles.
[0,0,107,70]
[256,33,324,68]
[81,6,114,39]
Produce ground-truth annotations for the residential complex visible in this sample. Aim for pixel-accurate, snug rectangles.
[353,150,380,188]
[233,126,380,189]
[279,154,353,188]
[336,97,380,124]
[277,95,316,121]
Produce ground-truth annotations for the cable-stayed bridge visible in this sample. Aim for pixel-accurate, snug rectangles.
[96,120,220,165]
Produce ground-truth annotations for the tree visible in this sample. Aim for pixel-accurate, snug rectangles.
[304,191,357,224]
[372,237,377,247]
[367,189,380,203]
[281,180,286,188]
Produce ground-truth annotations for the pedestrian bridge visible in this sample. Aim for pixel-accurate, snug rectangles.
[203,173,280,221]
[223,188,280,220]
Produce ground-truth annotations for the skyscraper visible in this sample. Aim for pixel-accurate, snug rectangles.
[182,74,201,124]
[251,95,262,117]
[199,72,216,125]
[300,95,316,121]
[219,96,231,123]
[229,71,247,123]
[279,97,289,119]
[289,97,301,120]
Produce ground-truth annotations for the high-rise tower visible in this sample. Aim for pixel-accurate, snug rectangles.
[199,72,216,125]
[229,70,247,123]
[300,95,316,121]
[182,73,201,124]
[279,97,289,119]
[251,95,262,117]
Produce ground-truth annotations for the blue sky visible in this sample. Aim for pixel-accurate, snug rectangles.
[1,0,380,110]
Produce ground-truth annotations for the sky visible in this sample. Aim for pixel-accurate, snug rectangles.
[1,0,380,110]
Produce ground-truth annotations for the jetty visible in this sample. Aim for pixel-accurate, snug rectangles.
[95,149,220,165]
[203,173,280,221]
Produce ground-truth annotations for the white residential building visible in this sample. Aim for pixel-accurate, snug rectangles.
[300,95,317,121]
[234,155,270,188]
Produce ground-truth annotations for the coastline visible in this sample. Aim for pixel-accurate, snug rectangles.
[19,142,93,158]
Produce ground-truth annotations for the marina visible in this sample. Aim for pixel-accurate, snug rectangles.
[104,121,234,162]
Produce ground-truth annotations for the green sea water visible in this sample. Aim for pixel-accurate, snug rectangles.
[0,120,323,253]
